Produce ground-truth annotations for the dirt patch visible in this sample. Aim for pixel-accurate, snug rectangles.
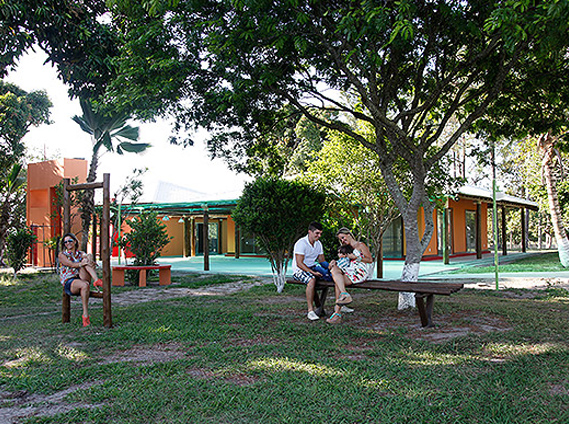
[461,276,569,291]
[100,342,188,365]
[184,368,259,387]
[549,382,569,396]
[88,278,269,307]
[360,309,512,343]
[0,382,104,424]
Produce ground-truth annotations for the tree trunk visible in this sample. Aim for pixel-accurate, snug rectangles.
[268,250,287,293]
[381,165,436,309]
[0,201,10,265]
[540,132,569,267]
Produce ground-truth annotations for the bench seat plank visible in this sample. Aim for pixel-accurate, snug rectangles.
[286,278,463,328]
[112,265,172,287]
[299,279,463,295]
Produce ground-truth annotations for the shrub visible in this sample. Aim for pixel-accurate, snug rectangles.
[232,177,326,292]
[122,210,171,266]
[6,227,36,276]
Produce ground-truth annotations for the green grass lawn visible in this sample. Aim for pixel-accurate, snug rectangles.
[451,252,567,274]
[1,271,569,423]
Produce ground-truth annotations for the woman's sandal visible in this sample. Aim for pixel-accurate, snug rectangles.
[336,292,353,305]
[93,279,103,292]
[326,312,343,324]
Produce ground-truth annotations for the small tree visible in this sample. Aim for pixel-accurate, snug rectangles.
[6,227,36,276]
[232,177,326,292]
[122,210,171,267]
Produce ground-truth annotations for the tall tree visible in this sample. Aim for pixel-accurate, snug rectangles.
[72,99,150,250]
[0,81,51,263]
[475,4,569,266]
[1,0,119,99]
[108,0,569,289]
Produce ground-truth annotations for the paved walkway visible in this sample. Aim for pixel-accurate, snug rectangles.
[151,251,569,284]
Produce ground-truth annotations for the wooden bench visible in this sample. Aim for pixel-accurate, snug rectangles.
[286,278,464,328]
[112,265,172,287]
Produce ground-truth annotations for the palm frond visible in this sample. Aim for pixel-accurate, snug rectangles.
[118,142,151,153]
[112,125,140,141]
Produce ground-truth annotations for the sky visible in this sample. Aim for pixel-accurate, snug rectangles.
[5,49,250,203]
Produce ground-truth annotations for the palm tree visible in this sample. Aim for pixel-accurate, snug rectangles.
[73,99,150,251]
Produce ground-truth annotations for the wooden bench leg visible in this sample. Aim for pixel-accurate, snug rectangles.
[159,268,171,285]
[138,269,147,287]
[112,268,125,287]
[314,286,329,317]
[415,293,435,328]
[62,290,71,323]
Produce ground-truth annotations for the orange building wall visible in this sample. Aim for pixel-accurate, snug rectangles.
[27,159,88,267]
[402,199,489,258]
[448,198,488,254]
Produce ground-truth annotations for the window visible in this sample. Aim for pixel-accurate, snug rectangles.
[465,210,476,253]
[383,217,403,258]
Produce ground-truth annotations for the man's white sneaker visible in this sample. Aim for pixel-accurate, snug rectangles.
[340,306,354,313]
[307,311,320,321]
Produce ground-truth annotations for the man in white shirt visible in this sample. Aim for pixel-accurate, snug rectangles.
[292,221,331,321]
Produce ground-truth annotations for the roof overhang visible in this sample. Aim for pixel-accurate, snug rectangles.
[457,185,539,211]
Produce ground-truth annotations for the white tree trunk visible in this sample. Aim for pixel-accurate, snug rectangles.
[272,269,286,293]
[398,262,418,309]
[540,132,569,268]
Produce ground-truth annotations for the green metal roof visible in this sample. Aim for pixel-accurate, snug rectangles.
[116,199,238,216]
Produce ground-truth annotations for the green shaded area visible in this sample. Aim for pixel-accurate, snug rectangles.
[450,252,566,274]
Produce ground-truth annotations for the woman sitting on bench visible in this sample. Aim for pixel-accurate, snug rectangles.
[327,228,373,324]
[58,233,102,327]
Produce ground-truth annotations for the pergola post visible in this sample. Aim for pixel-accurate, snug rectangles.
[521,208,527,253]
[476,202,482,259]
[183,217,190,257]
[443,207,450,265]
[203,206,209,271]
[235,224,240,259]
[501,206,508,256]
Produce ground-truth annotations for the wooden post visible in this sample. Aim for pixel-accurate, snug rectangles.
[91,213,98,260]
[443,207,450,265]
[521,208,527,253]
[190,217,195,256]
[235,224,240,259]
[63,178,70,234]
[476,202,482,259]
[102,174,112,328]
[501,206,508,256]
[203,207,210,271]
[62,178,71,323]
[183,217,190,257]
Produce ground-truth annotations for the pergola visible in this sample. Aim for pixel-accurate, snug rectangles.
[114,199,238,271]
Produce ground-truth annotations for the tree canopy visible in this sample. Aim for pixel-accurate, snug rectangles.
[232,177,326,292]
[108,0,569,282]
[0,81,51,263]
[1,0,119,98]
